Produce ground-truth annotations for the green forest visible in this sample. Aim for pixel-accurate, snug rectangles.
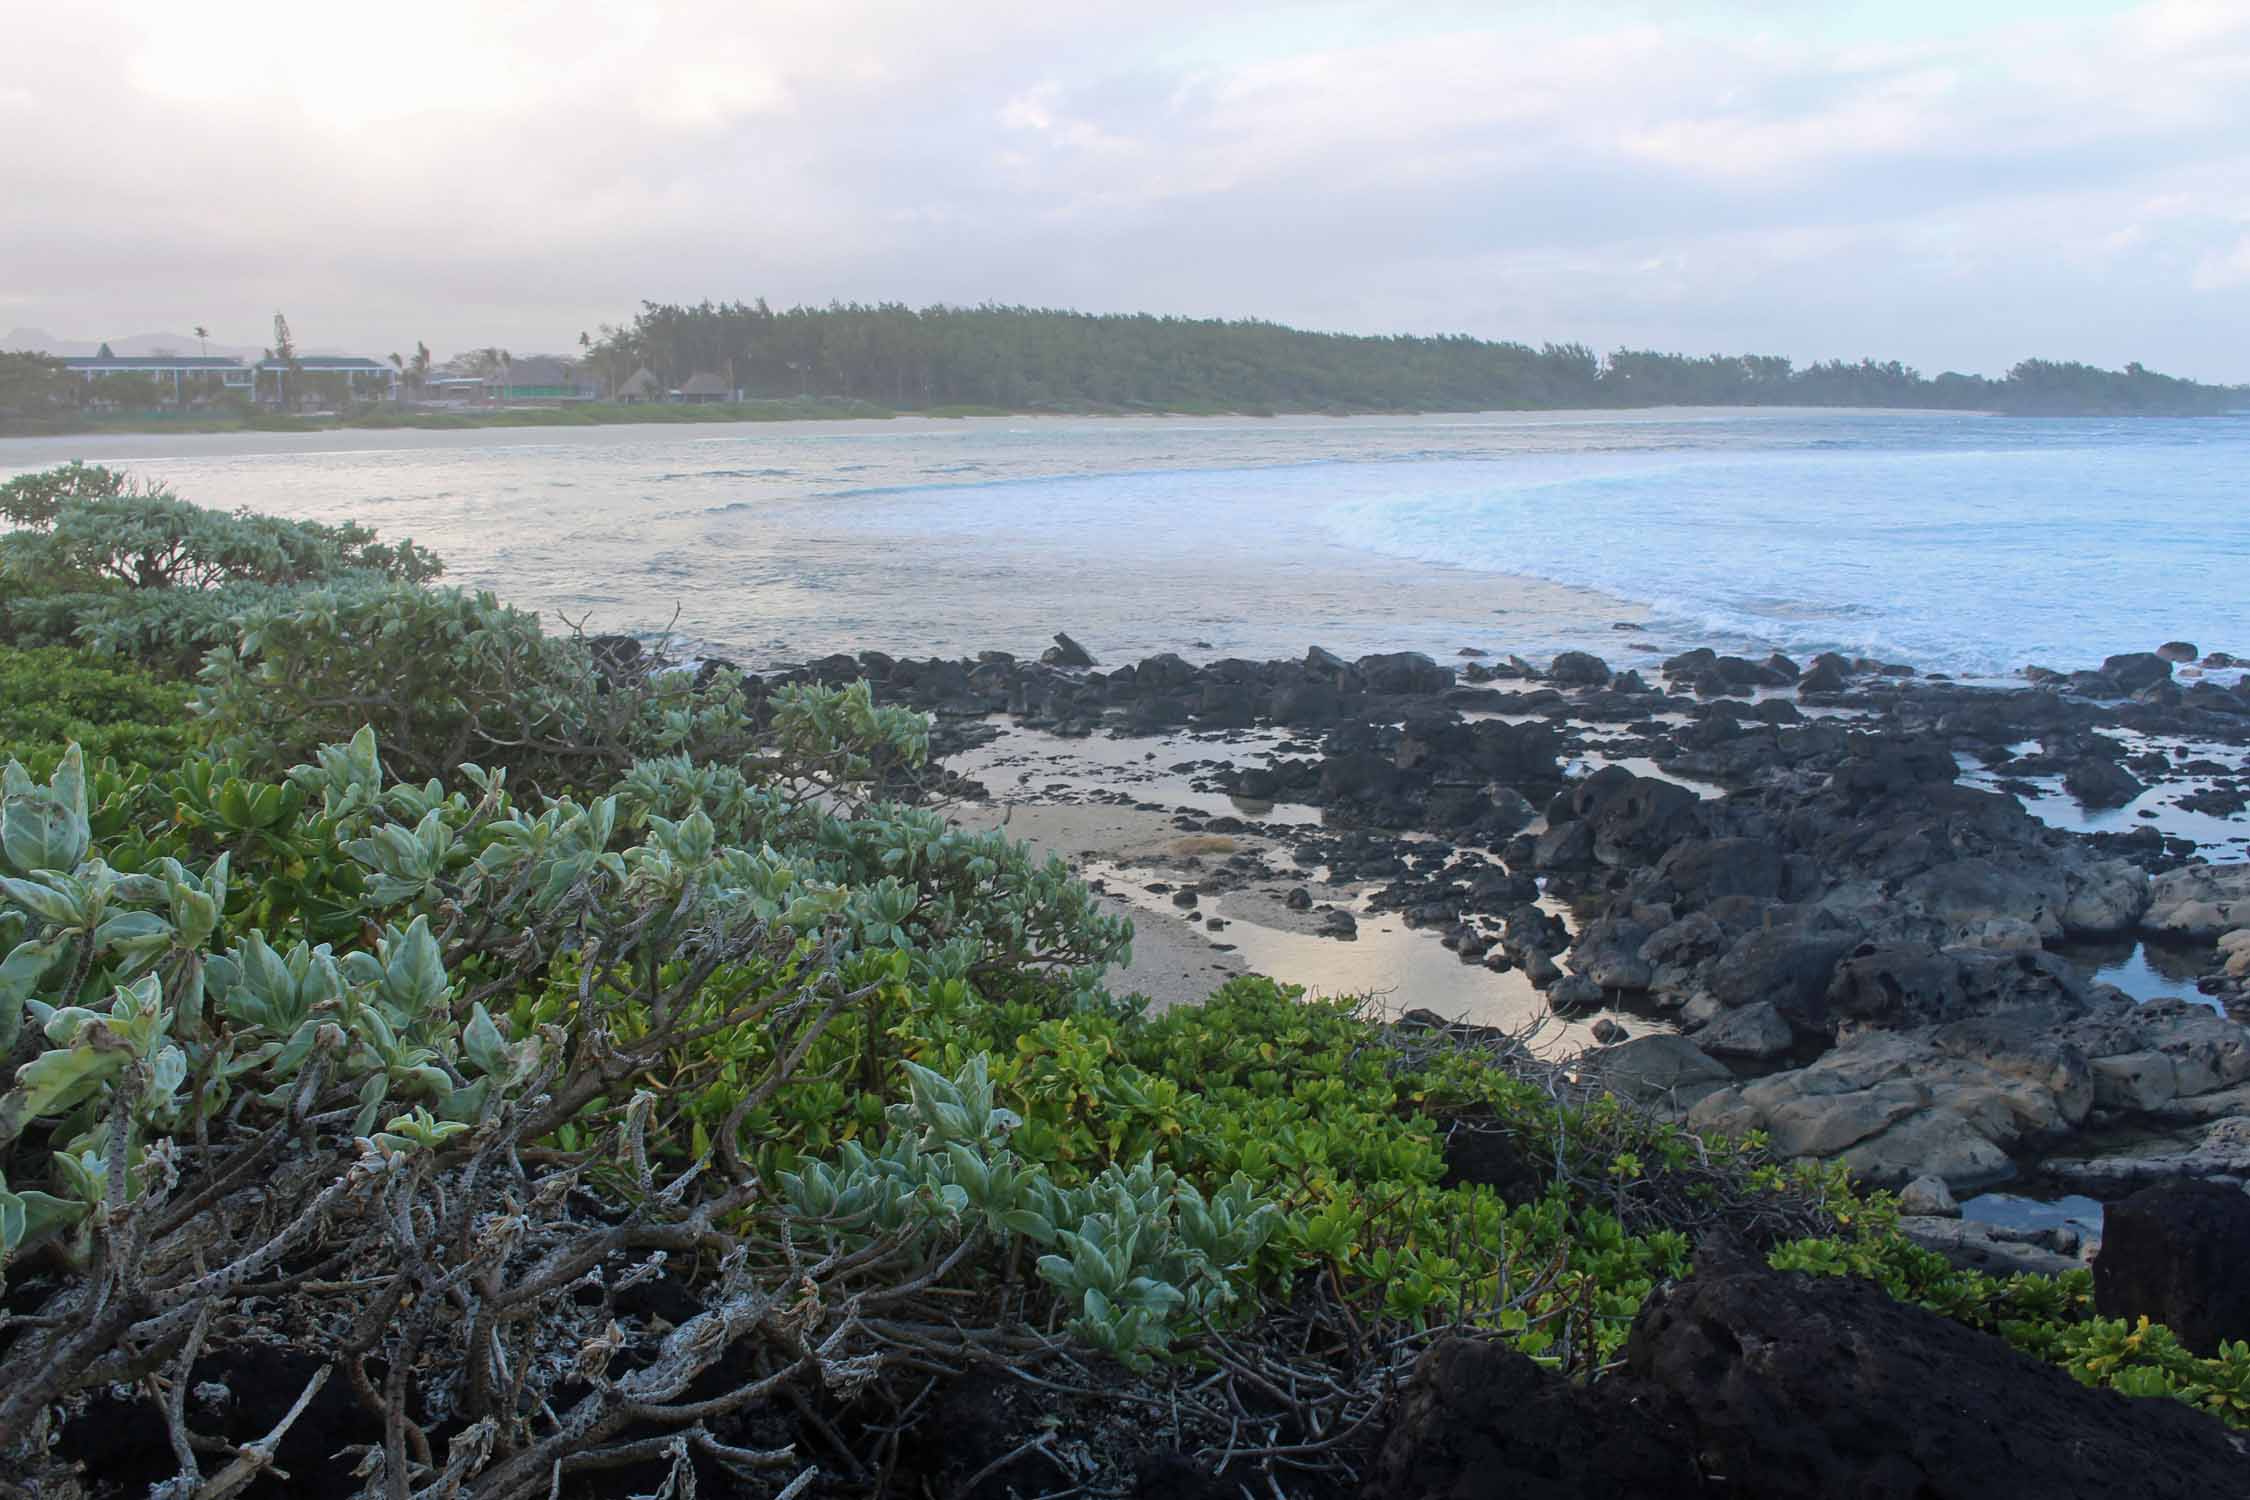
[6,308,2243,435]
[580,300,2244,417]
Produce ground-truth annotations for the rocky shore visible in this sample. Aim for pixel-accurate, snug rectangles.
[709,631,2250,1246]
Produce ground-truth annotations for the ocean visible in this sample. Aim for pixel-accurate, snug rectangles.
[6,406,2245,678]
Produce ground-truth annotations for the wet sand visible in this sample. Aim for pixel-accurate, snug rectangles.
[948,727,1651,1052]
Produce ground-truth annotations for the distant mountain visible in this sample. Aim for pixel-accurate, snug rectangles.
[4,327,266,360]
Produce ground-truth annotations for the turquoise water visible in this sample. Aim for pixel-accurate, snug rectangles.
[5,407,2245,674]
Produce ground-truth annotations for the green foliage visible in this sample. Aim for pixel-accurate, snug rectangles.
[0,462,440,593]
[0,463,442,670]
[583,300,2242,416]
[871,975,1792,1369]
[193,579,604,780]
[0,350,76,423]
[189,583,924,787]
[0,646,191,776]
[781,1054,1279,1369]
[347,395,897,428]
[0,712,1135,1262]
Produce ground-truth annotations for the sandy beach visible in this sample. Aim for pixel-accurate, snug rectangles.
[947,722,1649,1051]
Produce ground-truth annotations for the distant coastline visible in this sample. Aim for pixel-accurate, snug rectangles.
[8,299,2242,436]
[5,393,2244,441]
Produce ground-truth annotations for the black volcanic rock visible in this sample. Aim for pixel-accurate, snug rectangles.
[2102,651,2174,693]
[1370,1259,2250,1500]
[1622,1261,2249,1498]
[1547,650,1612,686]
[1357,650,1454,696]
[1366,1338,1700,1500]
[2064,754,2146,808]
[1044,631,1096,667]
[2094,1180,2250,1356]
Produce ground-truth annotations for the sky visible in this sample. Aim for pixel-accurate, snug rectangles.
[2,0,2246,380]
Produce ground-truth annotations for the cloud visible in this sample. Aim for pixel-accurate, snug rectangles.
[1,0,2245,379]
[2193,234,2250,290]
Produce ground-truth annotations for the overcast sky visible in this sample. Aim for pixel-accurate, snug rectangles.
[4,0,2246,379]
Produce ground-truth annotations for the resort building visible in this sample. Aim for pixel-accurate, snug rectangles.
[61,352,254,402]
[62,349,398,407]
[422,374,491,403]
[254,356,396,404]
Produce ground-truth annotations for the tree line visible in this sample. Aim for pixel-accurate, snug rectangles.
[580,300,2243,416]
[7,304,2242,425]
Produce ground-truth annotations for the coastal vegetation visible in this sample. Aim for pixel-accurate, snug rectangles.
[583,300,2242,416]
[1,463,2245,1493]
[0,391,897,438]
[5,305,2240,437]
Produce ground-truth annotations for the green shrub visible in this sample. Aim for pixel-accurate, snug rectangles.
[0,462,443,671]
[0,645,192,775]
[0,703,1141,1490]
[193,576,932,792]
[0,461,440,593]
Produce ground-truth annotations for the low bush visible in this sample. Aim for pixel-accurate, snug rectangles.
[0,462,441,593]
[0,705,1140,1494]
[0,645,192,776]
[0,463,442,672]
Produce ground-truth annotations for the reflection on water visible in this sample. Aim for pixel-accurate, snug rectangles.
[1961,1191,2106,1238]
[2055,935,2224,1013]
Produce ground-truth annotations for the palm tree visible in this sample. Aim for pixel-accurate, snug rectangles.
[389,352,405,403]
[271,313,301,409]
[193,325,210,357]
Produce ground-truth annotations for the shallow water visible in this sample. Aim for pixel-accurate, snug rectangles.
[1960,1191,2106,1239]
[7,407,2246,676]
[2056,935,2226,1014]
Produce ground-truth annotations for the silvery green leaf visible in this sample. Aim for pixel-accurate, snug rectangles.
[462,1003,509,1078]
[354,1073,390,1137]
[148,1043,189,1100]
[945,1142,988,1201]
[1034,1253,1078,1292]
[10,1187,86,1246]
[0,936,65,1054]
[1,747,89,875]
[1000,1208,1057,1243]
[92,909,170,956]
[384,916,448,1014]
[8,1044,124,1122]
[51,1147,105,1207]
[1119,1277,1186,1313]
[0,875,82,928]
